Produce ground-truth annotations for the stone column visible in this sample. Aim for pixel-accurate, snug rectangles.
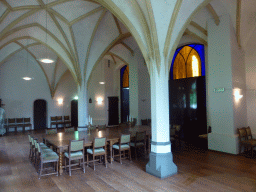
[146,62,177,178]
[78,81,89,127]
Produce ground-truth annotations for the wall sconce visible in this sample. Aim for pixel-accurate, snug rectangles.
[89,98,92,103]
[74,95,78,100]
[58,98,63,105]
[97,97,103,105]
[233,88,243,102]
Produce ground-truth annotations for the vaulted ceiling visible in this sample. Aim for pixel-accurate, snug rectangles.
[0,0,255,97]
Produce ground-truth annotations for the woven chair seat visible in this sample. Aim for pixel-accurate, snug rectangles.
[87,148,105,154]
[64,151,83,159]
[113,144,130,149]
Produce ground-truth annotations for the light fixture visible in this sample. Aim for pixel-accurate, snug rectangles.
[22,39,33,81]
[74,95,78,100]
[58,98,63,105]
[97,97,103,105]
[38,0,54,64]
[99,82,105,85]
[233,88,243,102]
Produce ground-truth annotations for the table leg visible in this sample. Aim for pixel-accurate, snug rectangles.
[109,141,113,164]
[59,148,63,175]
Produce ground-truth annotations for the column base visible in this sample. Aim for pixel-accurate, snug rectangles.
[146,152,177,179]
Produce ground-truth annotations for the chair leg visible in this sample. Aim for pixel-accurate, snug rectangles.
[93,155,95,170]
[105,153,107,168]
[87,153,89,167]
[119,150,122,164]
[83,157,85,173]
[129,148,131,161]
[69,159,71,176]
[39,161,43,179]
[135,147,137,160]
[56,161,59,176]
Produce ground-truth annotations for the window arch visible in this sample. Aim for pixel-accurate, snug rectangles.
[170,44,205,80]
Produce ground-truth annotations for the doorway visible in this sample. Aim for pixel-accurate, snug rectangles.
[71,100,78,127]
[33,99,47,130]
[120,65,129,123]
[108,97,119,125]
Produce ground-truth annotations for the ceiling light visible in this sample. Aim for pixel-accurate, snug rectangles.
[22,77,33,81]
[99,82,105,84]
[22,39,33,81]
[38,58,54,64]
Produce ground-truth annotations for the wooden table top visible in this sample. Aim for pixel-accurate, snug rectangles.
[43,125,151,149]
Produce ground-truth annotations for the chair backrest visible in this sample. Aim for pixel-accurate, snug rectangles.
[136,131,146,143]
[65,127,75,132]
[56,116,62,121]
[170,128,176,137]
[94,137,106,148]
[46,129,57,135]
[70,139,84,152]
[238,128,247,142]
[147,119,151,126]
[141,119,147,125]
[8,118,15,124]
[131,118,137,127]
[24,118,31,124]
[51,116,57,122]
[97,124,106,130]
[16,118,24,124]
[120,134,130,144]
[245,126,253,140]
[64,116,70,121]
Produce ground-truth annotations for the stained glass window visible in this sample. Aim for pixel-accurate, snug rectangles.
[170,44,205,80]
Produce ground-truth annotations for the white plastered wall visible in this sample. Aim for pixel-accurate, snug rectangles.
[0,52,77,130]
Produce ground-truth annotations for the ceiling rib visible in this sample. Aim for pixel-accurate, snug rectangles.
[206,4,220,26]
[190,21,207,36]
[236,0,241,48]
[185,29,207,45]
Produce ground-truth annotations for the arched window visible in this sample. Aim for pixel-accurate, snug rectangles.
[170,44,205,80]
[122,66,129,88]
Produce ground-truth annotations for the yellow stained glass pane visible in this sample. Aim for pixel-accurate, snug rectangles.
[123,66,129,88]
[173,46,201,79]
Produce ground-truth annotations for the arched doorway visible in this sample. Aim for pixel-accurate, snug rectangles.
[169,44,207,147]
[33,99,47,130]
[120,65,129,123]
[71,100,78,127]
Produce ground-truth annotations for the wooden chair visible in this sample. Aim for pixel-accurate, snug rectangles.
[97,124,106,130]
[141,119,148,125]
[64,127,75,133]
[64,116,71,128]
[77,126,88,132]
[245,126,255,140]
[64,139,85,176]
[16,118,24,132]
[24,118,32,131]
[87,137,107,170]
[7,118,16,133]
[50,116,57,128]
[130,131,146,160]
[46,128,57,135]
[237,127,256,158]
[112,134,131,164]
[131,118,137,127]
[35,140,59,179]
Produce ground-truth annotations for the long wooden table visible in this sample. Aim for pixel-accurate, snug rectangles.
[42,125,151,175]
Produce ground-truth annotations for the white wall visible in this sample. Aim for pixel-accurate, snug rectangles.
[0,52,77,130]
[207,15,247,154]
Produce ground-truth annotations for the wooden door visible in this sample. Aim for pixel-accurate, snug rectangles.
[33,99,47,129]
[108,97,119,125]
[71,100,78,127]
